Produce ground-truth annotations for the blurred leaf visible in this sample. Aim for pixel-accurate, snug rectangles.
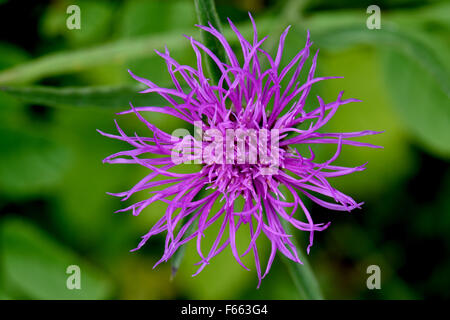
[0,31,185,85]
[0,42,31,139]
[116,256,175,299]
[388,2,450,31]
[381,48,450,157]
[312,24,450,97]
[317,47,415,197]
[280,220,323,300]
[306,3,450,33]
[168,1,197,31]
[0,17,274,85]
[171,218,198,279]
[120,0,166,37]
[0,57,73,210]
[0,127,70,194]
[0,84,167,109]
[0,218,113,299]
[48,107,136,253]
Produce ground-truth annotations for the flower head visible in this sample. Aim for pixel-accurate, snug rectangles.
[99,14,381,287]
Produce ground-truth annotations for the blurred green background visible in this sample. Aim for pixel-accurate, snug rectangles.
[0,0,449,299]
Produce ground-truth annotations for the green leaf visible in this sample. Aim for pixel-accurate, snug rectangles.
[0,127,70,194]
[0,15,275,86]
[0,218,113,299]
[317,47,415,197]
[381,48,450,157]
[48,107,138,254]
[0,31,186,85]
[312,24,450,98]
[388,2,450,31]
[0,84,166,109]
[279,215,323,300]
[0,42,29,70]
[194,0,227,85]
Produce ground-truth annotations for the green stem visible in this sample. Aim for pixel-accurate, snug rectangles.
[0,17,275,86]
[170,218,198,280]
[193,0,226,85]
[281,220,324,300]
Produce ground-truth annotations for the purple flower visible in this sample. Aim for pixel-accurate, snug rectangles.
[99,14,381,287]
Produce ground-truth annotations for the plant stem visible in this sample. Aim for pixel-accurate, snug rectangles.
[193,0,226,85]
[281,220,324,300]
[170,218,199,280]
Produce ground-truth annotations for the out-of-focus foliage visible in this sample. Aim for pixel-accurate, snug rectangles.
[1,218,112,299]
[0,0,448,299]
